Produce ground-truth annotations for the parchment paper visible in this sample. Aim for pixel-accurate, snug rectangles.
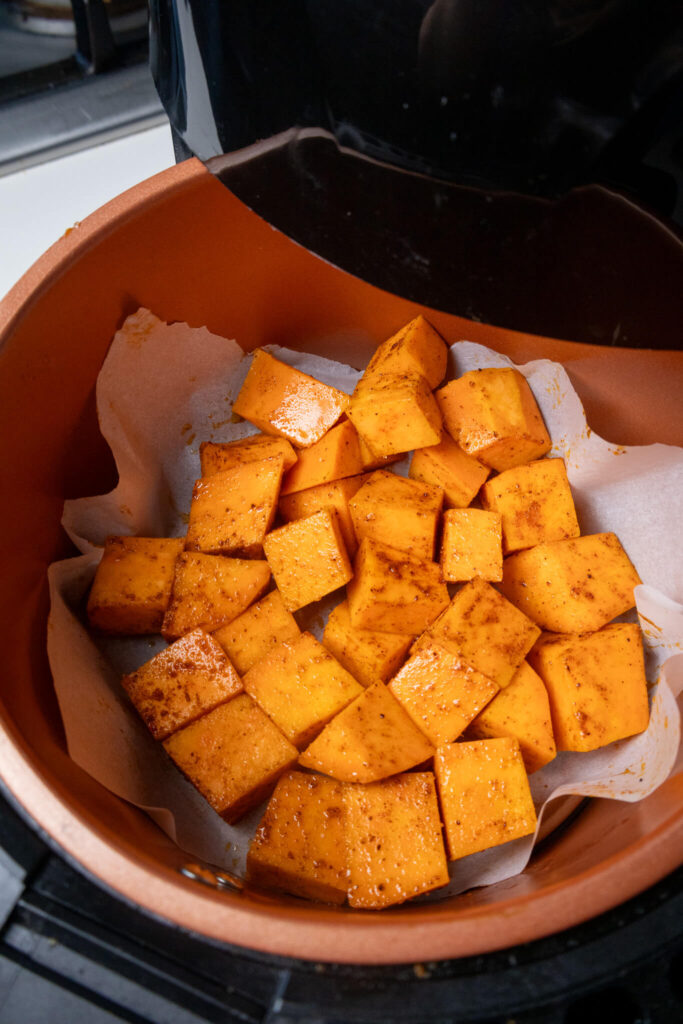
[48,308,683,891]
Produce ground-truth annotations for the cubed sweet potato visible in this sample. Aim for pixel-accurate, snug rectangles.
[161,552,271,640]
[440,508,503,582]
[435,737,537,860]
[232,349,349,447]
[200,434,297,476]
[499,532,641,632]
[349,470,443,559]
[363,315,448,389]
[279,420,364,495]
[435,367,551,471]
[263,509,353,611]
[527,623,649,752]
[388,639,498,746]
[243,632,363,749]
[247,771,347,904]
[344,772,449,908]
[480,457,580,554]
[322,599,413,688]
[466,661,556,773]
[348,371,442,458]
[347,539,449,636]
[212,589,300,675]
[121,628,243,740]
[409,435,490,508]
[87,536,184,634]
[298,681,434,782]
[279,474,368,558]
[163,694,298,823]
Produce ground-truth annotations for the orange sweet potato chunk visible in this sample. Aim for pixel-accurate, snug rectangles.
[247,771,347,904]
[440,508,503,583]
[323,599,413,688]
[87,536,184,634]
[243,632,363,749]
[466,660,556,773]
[349,470,443,560]
[279,420,364,495]
[435,738,537,860]
[298,681,434,782]
[121,628,243,741]
[161,552,271,640]
[436,367,551,471]
[212,589,300,675]
[409,435,490,508]
[263,509,353,611]
[347,371,443,458]
[200,434,297,476]
[344,772,449,909]
[279,474,368,558]
[232,349,349,448]
[363,315,448,389]
[163,694,298,824]
[527,623,649,752]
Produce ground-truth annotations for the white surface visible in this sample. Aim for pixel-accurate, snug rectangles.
[0,123,175,303]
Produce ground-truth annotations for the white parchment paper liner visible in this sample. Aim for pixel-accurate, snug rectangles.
[47,308,683,892]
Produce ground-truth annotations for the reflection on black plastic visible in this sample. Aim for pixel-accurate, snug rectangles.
[149,0,683,346]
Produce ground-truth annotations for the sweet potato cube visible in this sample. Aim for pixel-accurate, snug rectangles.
[212,589,300,675]
[388,640,498,746]
[279,474,368,558]
[349,470,443,559]
[161,552,271,640]
[527,623,649,752]
[247,771,347,904]
[87,536,184,634]
[121,629,243,741]
[299,682,434,782]
[416,579,540,689]
[363,315,448,389]
[466,661,556,773]
[279,420,364,495]
[347,539,449,636]
[185,455,284,557]
[499,532,641,633]
[263,510,353,611]
[200,434,297,476]
[344,772,449,909]
[440,508,503,582]
[409,435,490,508]
[480,457,580,554]
[163,694,298,823]
[347,371,443,458]
[243,632,363,749]
[436,367,551,471]
[232,349,349,447]
[357,432,402,471]
[323,599,413,688]
[435,738,537,860]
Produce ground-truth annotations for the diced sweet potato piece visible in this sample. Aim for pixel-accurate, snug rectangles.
[279,420,364,495]
[87,536,184,634]
[440,508,503,582]
[121,628,243,741]
[409,435,490,508]
[161,552,271,640]
[349,470,443,559]
[247,771,347,904]
[200,434,297,476]
[499,532,641,633]
[527,623,649,752]
[388,640,498,746]
[363,315,448,389]
[212,589,300,675]
[163,694,298,823]
[348,371,442,458]
[232,349,349,447]
[357,432,402,471]
[466,661,556,773]
[344,772,449,909]
[436,367,551,471]
[279,474,368,558]
[323,599,413,688]
[435,738,537,860]
[347,539,449,636]
[480,457,580,554]
[263,510,353,611]
[243,632,363,749]
[299,682,434,782]
[415,578,540,689]
[185,455,284,557]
